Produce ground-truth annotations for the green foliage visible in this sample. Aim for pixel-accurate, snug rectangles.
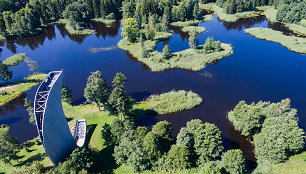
[143,131,163,163]
[135,126,148,142]
[108,72,132,120]
[216,0,254,14]
[227,100,270,137]
[56,148,94,173]
[24,98,35,125]
[61,84,73,105]
[122,18,140,43]
[113,128,149,172]
[0,60,12,81]
[221,149,246,174]
[159,145,192,170]
[201,161,222,174]
[24,57,38,72]
[186,119,203,135]
[162,44,172,59]
[193,122,224,165]
[2,53,25,66]
[276,1,305,24]
[203,37,222,53]
[176,127,194,147]
[254,116,305,163]
[0,125,18,164]
[110,119,125,144]
[84,70,110,111]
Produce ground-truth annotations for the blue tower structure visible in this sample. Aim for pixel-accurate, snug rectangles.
[34,71,86,165]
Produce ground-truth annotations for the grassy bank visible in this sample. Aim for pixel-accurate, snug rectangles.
[118,39,233,72]
[154,31,174,41]
[0,73,47,106]
[170,14,213,27]
[3,53,26,66]
[245,28,306,54]
[145,90,202,114]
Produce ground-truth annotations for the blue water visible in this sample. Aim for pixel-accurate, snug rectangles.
[0,14,305,161]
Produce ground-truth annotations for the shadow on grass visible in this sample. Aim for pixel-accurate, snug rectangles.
[91,145,118,174]
[86,124,97,148]
[15,153,46,167]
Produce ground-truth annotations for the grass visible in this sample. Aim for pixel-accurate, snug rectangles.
[245,28,306,54]
[0,73,47,106]
[270,151,306,174]
[92,18,116,25]
[145,90,202,114]
[118,39,233,72]
[2,53,26,66]
[182,26,205,34]
[170,14,213,27]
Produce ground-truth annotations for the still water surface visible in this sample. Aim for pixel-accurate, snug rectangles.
[0,14,305,162]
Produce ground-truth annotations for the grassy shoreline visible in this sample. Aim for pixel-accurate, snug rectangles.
[92,18,116,25]
[0,73,47,106]
[245,28,306,54]
[118,39,233,72]
[170,14,213,27]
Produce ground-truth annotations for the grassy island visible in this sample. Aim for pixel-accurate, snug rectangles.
[92,18,116,25]
[118,39,233,72]
[245,28,306,54]
[145,90,202,114]
[0,73,47,106]
[182,26,205,34]
[170,14,213,27]
[2,53,26,66]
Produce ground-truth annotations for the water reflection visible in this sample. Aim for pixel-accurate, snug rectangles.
[222,15,266,31]
[0,93,26,115]
[3,21,121,53]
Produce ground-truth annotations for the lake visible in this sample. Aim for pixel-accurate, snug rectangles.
[0,14,305,163]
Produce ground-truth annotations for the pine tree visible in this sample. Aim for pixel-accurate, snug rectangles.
[161,7,170,32]
[193,0,199,20]
[134,4,142,29]
[189,29,198,49]
[163,45,172,59]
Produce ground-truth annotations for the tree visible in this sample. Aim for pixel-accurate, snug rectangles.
[193,122,224,165]
[193,0,199,20]
[113,129,149,172]
[162,44,171,59]
[254,116,304,163]
[135,126,147,142]
[134,4,142,29]
[221,149,246,174]
[227,100,270,137]
[186,119,203,135]
[61,84,73,105]
[176,127,193,147]
[84,70,110,111]
[108,73,132,120]
[121,18,140,43]
[151,120,173,144]
[0,61,12,81]
[162,145,192,170]
[161,6,170,32]
[110,119,125,144]
[0,125,18,164]
[143,131,163,163]
[24,98,35,125]
[56,148,94,173]
[189,29,198,49]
